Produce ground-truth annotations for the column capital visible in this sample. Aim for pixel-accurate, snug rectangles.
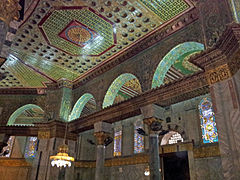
[143,117,163,133]
[94,132,110,145]
[0,0,21,25]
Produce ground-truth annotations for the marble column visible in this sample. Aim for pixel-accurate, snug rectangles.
[141,104,164,180]
[144,118,162,180]
[94,122,112,180]
[208,68,240,179]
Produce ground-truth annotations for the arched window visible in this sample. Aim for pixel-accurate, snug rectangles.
[0,136,15,157]
[113,126,122,156]
[161,131,183,145]
[134,121,144,154]
[199,98,218,143]
[24,137,38,158]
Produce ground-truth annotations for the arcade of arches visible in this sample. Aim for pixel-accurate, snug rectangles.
[0,0,240,180]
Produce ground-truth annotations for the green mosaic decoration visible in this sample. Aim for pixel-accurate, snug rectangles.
[39,7,116,56]
[68,93,94,121]
[22,55,79,81]
[102,73,139,108]
[230,0,240,22]
[4,55,49,87]
[59,87,72,122]
[173,51,201,74]
[139,0,190,22]
[7,104,44,126]
[152,42,204,88]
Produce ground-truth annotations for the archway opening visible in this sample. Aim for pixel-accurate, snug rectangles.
[68,93,96,121]
[7,104,44,126]
[103,73,142,108]
[161,131,184,145]
[152,42,204,88]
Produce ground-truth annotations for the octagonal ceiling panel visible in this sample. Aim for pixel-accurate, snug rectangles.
[4,0,193,88]
[39,6,116,56]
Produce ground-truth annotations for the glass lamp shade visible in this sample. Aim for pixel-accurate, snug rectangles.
[144,166,150,176]
[50,144,74,168]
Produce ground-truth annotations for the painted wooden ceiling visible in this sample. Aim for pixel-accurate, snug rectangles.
[1,0,193,88]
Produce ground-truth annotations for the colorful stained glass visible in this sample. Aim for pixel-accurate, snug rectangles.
[152,42,204,88]
[24,137,38,158]
[113,127,122,156]
[0,136,15,157]
[199,98,218,143]
[134,122,144,153]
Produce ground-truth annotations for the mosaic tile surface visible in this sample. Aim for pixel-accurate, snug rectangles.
[152,42,204,88]
[5,0,193,87]
[102,73,139,108]
[68,93,94,121]
[7,104,44,126]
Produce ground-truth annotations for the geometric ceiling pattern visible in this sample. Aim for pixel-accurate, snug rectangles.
[39,6,116,56]
[3,0,193,88]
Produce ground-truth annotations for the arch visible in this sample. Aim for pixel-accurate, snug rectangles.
[161,131,184,145]
[68,93,95,121]
[7,104,44,126]
[102,73,141,108]
[152,42,205,88]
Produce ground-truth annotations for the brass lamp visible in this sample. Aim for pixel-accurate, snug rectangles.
[50,144,74,168]
[50,122,74,168]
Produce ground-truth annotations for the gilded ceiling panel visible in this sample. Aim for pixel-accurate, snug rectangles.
[5,0,193,87]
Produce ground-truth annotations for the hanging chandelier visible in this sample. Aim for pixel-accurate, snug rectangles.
[50,144,74,168]
[50,122,74,168]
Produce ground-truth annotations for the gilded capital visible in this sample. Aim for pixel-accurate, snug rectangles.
[143,117,163,132]
[205,64,232,85]
[94,132,109,145]
[0,0,22,25]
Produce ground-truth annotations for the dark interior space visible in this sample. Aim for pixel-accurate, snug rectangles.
[162,151,190,180]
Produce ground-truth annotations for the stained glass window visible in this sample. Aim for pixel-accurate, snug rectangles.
[0,136,15,157]
[24,137,38,158]
[199,97,218,143]
[134,121,144,153]
[114,127,122,156]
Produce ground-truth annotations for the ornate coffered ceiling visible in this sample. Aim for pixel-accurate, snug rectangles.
[1,0,194,88]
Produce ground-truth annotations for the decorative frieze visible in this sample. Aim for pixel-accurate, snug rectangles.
[75,143,220,168]
[0,158,31,167]
[37,130,50,139]
[205,64,232,85]
[193,144,220,158]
